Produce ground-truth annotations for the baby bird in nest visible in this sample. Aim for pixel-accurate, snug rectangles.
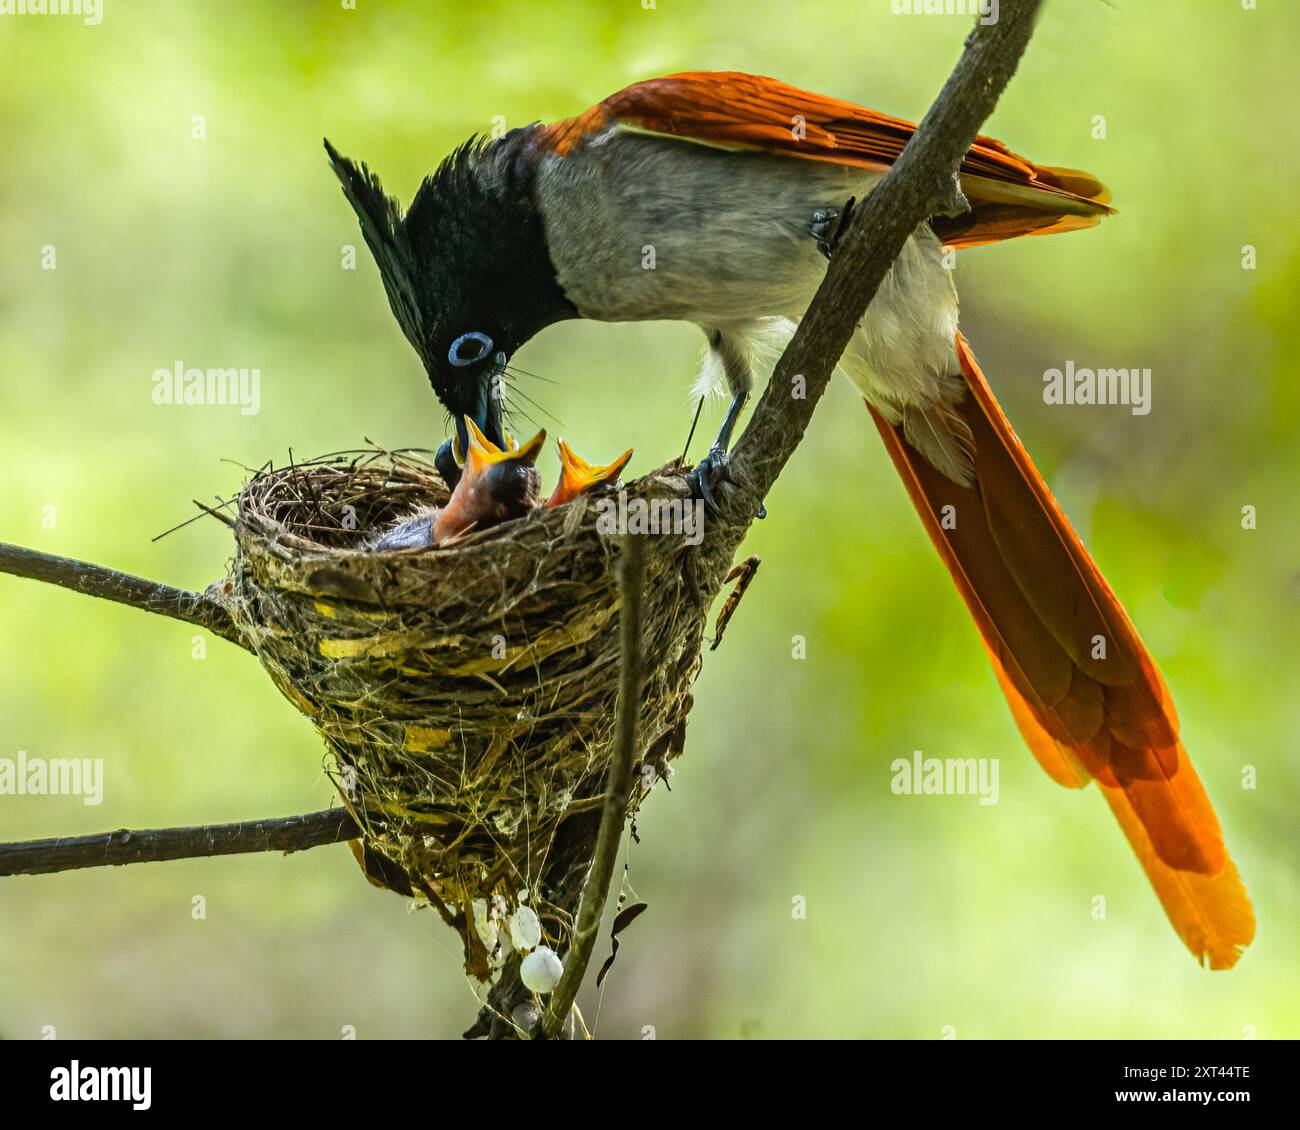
[366,420,632,550]
[545,438,633,509]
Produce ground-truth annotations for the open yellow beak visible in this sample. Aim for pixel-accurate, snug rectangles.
[546,438,633,508]
[433,418,547,545]
[463,417,546,477]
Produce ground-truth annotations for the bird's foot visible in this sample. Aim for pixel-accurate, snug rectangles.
[687,447,766,519]
[811,196,857,259]
[687,446,731,516]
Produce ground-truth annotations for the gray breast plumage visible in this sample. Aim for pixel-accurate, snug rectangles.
[535,131,869,324]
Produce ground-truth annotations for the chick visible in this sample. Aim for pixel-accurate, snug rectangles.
[366,419,545,550]
[545,439,633,508]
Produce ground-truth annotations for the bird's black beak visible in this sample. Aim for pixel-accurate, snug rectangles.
[452,391,505,455]
[439,354,509,491]
[471,352,509,450]
[453,415,472,463]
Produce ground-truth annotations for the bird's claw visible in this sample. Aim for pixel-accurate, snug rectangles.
[687,447,766,519]
[810,208,838,257]
[811,196,857,259]
[687,446,732,516]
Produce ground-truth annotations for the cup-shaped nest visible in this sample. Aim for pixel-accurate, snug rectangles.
[222,449,717,976]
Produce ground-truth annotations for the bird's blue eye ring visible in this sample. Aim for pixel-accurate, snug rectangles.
[449,331,494,367]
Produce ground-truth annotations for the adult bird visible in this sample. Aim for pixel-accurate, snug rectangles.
[325,71,1254,968]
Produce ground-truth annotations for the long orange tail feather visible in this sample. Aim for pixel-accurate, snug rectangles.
[869,333,1254,969]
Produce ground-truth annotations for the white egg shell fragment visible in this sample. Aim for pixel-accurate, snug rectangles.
[509,905,542,951]
[472,898,498,951]
[491,929,514,968]
[520,946,564,994]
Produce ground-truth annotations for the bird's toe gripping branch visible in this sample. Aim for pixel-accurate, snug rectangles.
[687,448,768,520]
[686,446,734,516]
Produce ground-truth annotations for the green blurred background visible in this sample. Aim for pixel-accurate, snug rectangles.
[1,0,1297,1039]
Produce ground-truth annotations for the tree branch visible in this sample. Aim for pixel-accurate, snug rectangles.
[537,532,646,1039]
[0,540,247,650]
[0,808,358,876]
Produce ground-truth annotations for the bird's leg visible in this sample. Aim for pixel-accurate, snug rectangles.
[810,196,857,259]
[687,389,748,511]
[714,389,748,452]
[686,329,765,518]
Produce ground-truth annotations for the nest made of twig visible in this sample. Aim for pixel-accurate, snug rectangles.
[218,448,718,975]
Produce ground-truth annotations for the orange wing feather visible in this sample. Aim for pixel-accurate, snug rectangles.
[870,335,1254,968]
[543,71,1112,248]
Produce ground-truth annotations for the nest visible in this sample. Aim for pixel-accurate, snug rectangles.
[221,449,726,976]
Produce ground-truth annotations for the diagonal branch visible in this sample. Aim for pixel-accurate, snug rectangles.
[0,808,358,876]
[0,540,247,650]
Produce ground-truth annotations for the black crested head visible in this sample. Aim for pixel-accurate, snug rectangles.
[324,129,576,450]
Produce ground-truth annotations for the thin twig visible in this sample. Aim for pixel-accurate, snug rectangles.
[0,540,247,650]
[0,808,359,876]
[711,555,761,651]
[538,532,645,1039]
